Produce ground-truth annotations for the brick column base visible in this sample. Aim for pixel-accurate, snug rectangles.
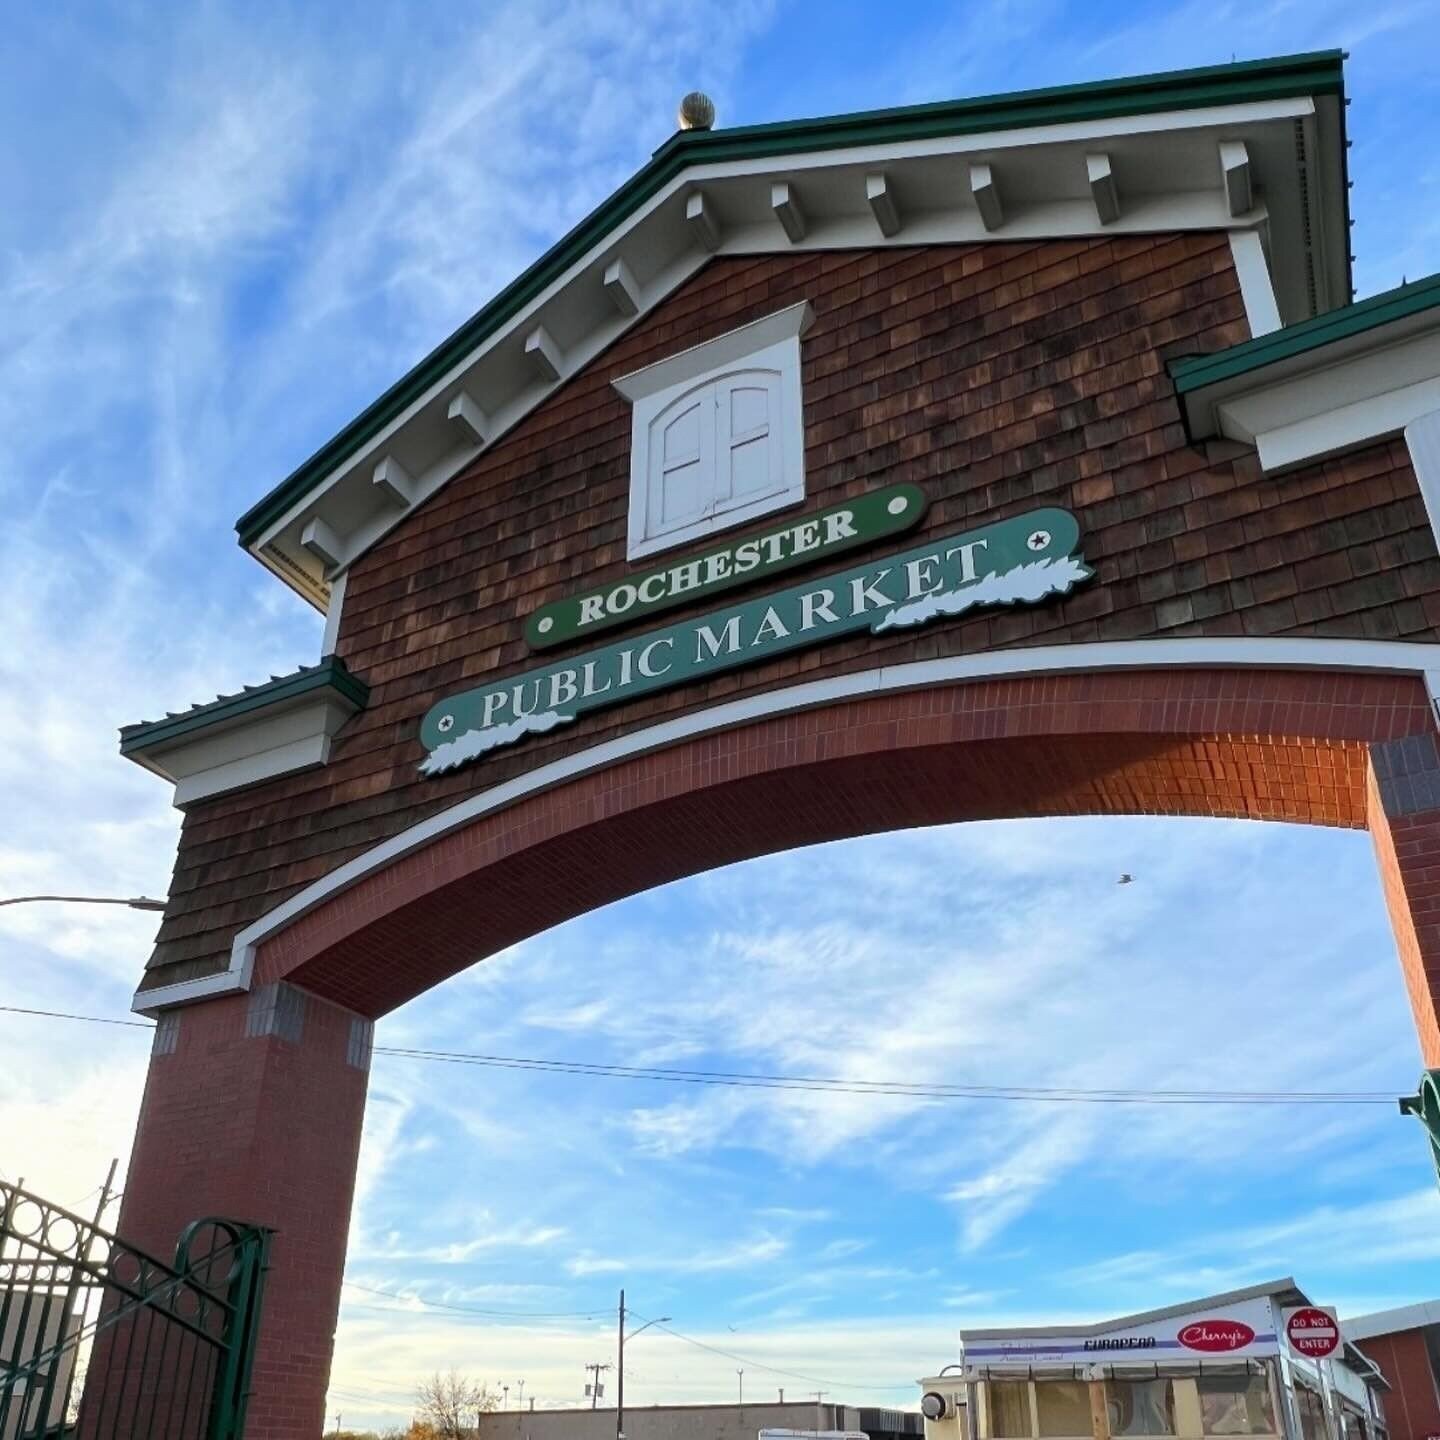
[101,986,371,1439]
[1369,734,1440,1067]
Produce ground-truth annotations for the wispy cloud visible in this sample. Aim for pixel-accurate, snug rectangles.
[367,1225,569,1265]
[567,1235,788,1278]
[1064,1189,1440,1296]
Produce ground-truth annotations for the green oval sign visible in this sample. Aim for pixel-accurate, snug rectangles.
[525,484,928,650]
[422,505,1092,775]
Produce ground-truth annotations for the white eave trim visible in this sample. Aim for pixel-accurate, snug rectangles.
[1194,323,1440,474]
[128,693,364,810]
[249,94,1322,610]
[133,636,1440,1015]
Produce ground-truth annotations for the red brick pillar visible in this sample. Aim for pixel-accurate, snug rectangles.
[1369,734,1440,1067]
[101,984,370,1439]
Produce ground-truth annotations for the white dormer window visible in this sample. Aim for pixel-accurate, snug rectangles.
[613,301,812,560]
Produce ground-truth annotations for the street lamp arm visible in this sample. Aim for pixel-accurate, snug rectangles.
[0,895,168,912]
[626,1316,672,1341]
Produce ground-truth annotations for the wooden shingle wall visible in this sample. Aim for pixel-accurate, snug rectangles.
[141,233,1440,993]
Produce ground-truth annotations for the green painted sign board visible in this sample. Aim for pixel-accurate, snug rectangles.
[422,506,1091,775]
[526,485,928,649]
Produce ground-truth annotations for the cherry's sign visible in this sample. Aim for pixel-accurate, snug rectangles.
[961,1297,1279,1365]
[1180,1320,1258,1353]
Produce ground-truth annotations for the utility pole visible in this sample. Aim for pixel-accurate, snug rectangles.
[616,1290,671,1440]
[813,1392,827,1434]
[586,1362,611,1409]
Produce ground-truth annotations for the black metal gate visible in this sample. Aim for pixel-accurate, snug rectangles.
[0,1180,271,1440]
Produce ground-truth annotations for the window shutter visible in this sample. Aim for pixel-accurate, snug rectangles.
[648,388,716,534]
[718,372,783,506]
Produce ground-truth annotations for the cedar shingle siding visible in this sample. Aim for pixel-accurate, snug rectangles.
[143,234,1440,993]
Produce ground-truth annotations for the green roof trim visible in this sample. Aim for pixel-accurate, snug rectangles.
[236,51,1346,549]
[119,658,370,755]
[1170,270,1440,394]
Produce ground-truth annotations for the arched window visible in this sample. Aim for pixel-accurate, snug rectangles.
[646,367,784,540]
[615,302,811,559]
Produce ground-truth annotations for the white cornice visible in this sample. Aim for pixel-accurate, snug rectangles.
[128,692,365,809]
[251,97,1324,613]
[1186,323,1440,473]
[611,300,813,402]
[132,636,1440,1015]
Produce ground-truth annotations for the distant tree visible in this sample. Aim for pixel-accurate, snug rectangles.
[416,1371,497,1438]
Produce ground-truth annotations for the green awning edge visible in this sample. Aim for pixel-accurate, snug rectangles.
[236,50,1347,550]
[1170,270,1440,395]
[119,657,370,755]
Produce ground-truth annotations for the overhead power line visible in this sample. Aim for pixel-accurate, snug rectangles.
[1,1004,151,1028]
[372,1042,1396,1106]
[0,1005,1401,1105]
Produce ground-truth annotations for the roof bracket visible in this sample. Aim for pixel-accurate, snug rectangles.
[685,190,721,252]
[1220,140,1254,215]
[299,516,345,573]
[446,390,488,445]
[969,162,1004,231]
[524,324,563,383]
[1087,152,1120,225]
[771,181,807,242]
[866,172,901,237]
[371,455,415,507]
[603,257,642,316]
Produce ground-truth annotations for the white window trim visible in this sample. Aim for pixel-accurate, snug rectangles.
[613,301,814,561]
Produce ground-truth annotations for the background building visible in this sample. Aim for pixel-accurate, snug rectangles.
[921,1280,1388,1440]
[479,1401,921,1440]
[1344,1302,1440,1440]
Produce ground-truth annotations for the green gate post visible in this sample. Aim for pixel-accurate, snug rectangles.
[172,1217,274,1440]
[1399,1069,1440,1184]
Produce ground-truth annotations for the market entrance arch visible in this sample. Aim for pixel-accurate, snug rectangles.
[112,655,1440,1438]
[103,52,1440,1440]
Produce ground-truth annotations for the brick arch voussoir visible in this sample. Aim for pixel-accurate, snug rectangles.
[255,668,1433,1019]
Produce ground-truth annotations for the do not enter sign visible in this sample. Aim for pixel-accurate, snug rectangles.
[1286,1307,1341,1358]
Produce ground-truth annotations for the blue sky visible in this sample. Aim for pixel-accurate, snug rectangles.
[4,0,1440,1431]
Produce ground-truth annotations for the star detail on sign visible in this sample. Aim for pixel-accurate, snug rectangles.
[437,715,455,732]
[1027,529,1051,551]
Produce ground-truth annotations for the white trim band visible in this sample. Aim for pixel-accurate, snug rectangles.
[132,636,1440,1015]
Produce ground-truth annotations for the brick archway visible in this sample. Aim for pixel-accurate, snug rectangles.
[115,659,1440,1438]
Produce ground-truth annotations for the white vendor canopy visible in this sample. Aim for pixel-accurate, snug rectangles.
[955,1279,1380,1379]
[918,1278,1390,1440]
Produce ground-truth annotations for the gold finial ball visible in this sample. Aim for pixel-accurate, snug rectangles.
[678,92,716,131]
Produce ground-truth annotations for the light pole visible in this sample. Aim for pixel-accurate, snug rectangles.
[0,894,168,911]
[617,1290,670,1440]
[737,1370,744,1407]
